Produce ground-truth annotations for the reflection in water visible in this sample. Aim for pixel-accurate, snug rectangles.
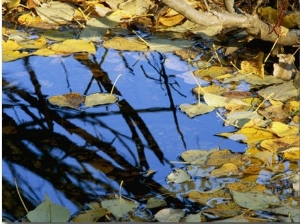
[2,49,245,220]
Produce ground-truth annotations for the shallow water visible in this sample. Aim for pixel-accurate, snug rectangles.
[2,48,246,220]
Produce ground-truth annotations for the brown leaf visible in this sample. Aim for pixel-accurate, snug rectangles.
[240,52,264,79]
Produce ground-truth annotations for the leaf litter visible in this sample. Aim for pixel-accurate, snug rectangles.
[3,0,300,222]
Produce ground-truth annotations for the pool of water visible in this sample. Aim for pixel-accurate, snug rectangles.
[2,48,246,221]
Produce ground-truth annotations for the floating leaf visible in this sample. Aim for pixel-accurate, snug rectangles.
[267,121,298,137]
[50,39,96,54]
[85,93,118,107]
[72,208,108,222]
[146,198,167,209]
[48,92,84,109]
[179,103,215,118]
[154,208,185,222]
[193,85,227,95]
[147,38,196,52]
[2,50,29,62]
[203,92,250,108]
[258,81,298,101]
[187,189,232,205]
[180,148,219,165]
[230,190,280,210]
[185,212,202,222]
[205,150,250,167]
[103,37,148,51]
[226,182,266,192]
[101,196,139,220]
[225,111,263,125]
[167,169,191,183]
[27,195,70,222]
[210,163,241,177]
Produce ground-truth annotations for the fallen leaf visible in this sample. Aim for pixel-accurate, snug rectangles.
[240,52,264,79]
[179,102,215,118]
[187,189,232,205]
[167,169,191,183]
[193,85,227,95]
[267,121,298,137]
[209,163,242,177]
[180,148,219,165]
[203,92,250,108]
[154,208,185,222]
[85,93,118,107]
[103,37,147,51]
[48,92,85,109]
[145,198,167,209]
[230,190,280,210]
[72,208,108,222]
[27,195,70,222]
[205,150,249,167]
[50,39,96,54]
[2,50,29,62]
[101,196,139,220]
[258,81,298,101]
[281,147,300,162]
[226,182,266,192]
[35,1,75,24]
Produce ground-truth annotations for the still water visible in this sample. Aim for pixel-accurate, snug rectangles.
[2,48,245,220]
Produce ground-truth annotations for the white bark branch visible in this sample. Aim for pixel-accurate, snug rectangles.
[161,0,299,46]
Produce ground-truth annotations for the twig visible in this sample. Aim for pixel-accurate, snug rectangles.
[264,37,279,63]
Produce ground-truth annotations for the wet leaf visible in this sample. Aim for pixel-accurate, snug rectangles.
[194,66,234,79]
[119,0,153,17]
[159,14,185,26]
[145,198,167,209]
[226,182,266,192]
[32,48,57,57]
[27,195,70,222]
[185,212,202,222]
[203,201,241,218]
[258,81,298,101]
[103,37,148,51]
[147,38,196,52]
[2,40,21,50]
[205,150,250,167]
[217,127,274,146]
[35,1,75,24]
[267,121,298,137]
[85,93,118,107]
[72,208,108,222]
[101,196,139,220]
[2,50,29,62]
[179,103,215,118]
[230,190,280,210]
[48,92,84,109]
[281,147,300,162]
[193,85,227,95]
[180,148,219,165]
[210,163,242,177]
[167,169,191,183]
[43,30,76,41]
[203,92,250,108]
[187,189,232,205]
[50,39,96,54]
[154,208,185,222]
[260,135,299,153]
[240,52,264,79]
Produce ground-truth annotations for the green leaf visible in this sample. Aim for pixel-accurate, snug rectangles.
[72,208,108,222]
[145,198,167,209]
[85,93,118,107]
[179,103,215,118]
[27,195,70,222]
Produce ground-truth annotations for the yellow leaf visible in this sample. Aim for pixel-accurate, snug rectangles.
[50,39,96,54]
[2,50,29,62]
[103,37,147,51]
[260,135,299,153]
[226,182,266,192]
[193,85,226,95]
[282,147,300,162]
[187,189,231,205]
[210,163,241,177]
[205,150,250,167]
[268,121,298,137]
[203,92,250,108]
[240,52,264,79]
[32,48,57,56]
[194,66,234,79]
[2,40,21,50]
[18,36,47,49]
[159,14,185,26]
[217,127,274,146]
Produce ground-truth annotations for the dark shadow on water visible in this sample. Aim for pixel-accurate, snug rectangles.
[2,49,246,220]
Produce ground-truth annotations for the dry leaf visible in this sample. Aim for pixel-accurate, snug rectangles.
[210,163,241,177]
[240,52,264,79]
[48,92,84,109]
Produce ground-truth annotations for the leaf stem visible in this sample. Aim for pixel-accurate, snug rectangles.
[15,178,29,213]
[110,74,123,95]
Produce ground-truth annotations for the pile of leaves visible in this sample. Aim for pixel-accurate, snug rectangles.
[3,0,300,222]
